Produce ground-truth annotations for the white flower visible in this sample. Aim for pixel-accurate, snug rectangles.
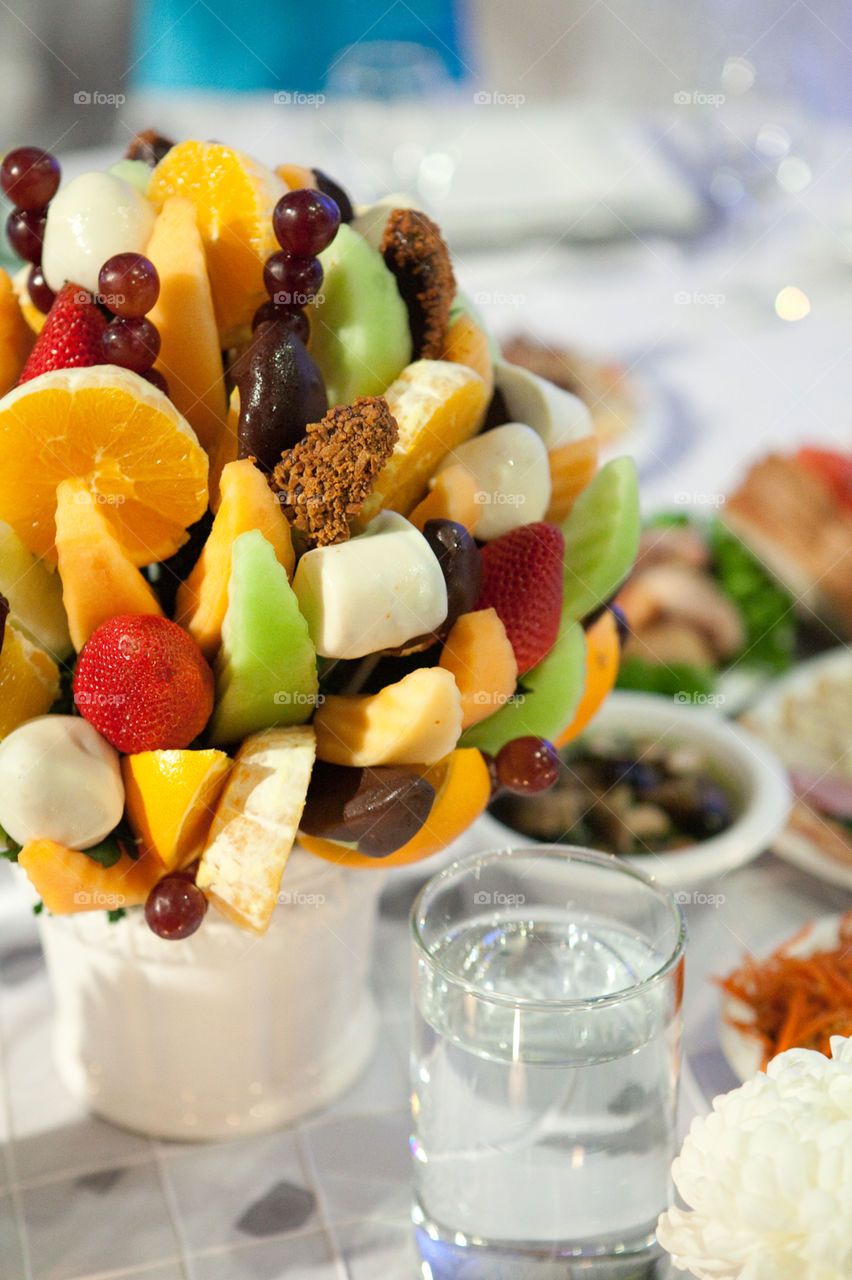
[657,1036,852,1280]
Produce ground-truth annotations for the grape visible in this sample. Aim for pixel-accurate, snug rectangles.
[98,253,160,317]
[263,251,323,306]
[27,264,55,313]
[496,737,560,794]
[0,146,60,210]
[102,315,161,373]
[251,301,309,344]
[272,188,340,257]
[145,874,207,939]
[142,367,169,395]
[421,519,483,633]
[6,207,46,264]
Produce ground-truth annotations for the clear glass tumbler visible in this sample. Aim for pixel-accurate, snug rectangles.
[410,846,686,1279]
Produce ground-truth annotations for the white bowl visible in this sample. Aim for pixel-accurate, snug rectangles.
[478,690,792,888]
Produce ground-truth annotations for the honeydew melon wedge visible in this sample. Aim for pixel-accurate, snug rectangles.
[560,456,640,624]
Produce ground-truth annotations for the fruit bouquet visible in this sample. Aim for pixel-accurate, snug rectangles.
[0,135,638,1134]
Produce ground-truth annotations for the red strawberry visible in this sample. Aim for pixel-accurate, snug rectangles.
[74,615,214,753]
[18,283,107,383]
[476,522,564,673]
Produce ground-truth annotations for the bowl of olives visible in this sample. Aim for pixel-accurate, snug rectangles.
[478,691,792,887]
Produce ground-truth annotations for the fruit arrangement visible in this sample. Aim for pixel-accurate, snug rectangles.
[0,134,639,941]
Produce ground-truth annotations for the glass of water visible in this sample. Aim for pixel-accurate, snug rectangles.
[410,846,686,1279]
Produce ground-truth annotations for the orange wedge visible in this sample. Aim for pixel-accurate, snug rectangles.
[554,609,621,747]
[0,622,60,740]
[0,365,208,565]
[299,747,490,869]
[0,266,35,394]
[122,748,232,872]
[148,141,286,346]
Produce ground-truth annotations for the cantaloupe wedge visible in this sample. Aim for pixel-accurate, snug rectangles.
[0,265,35,394]
[439,608,518,729]
[54,478,163,651]
[408,463,482,535]
[18,837,164,914]
[276,163,314,189]
[208,386,240,511]
[175,458,295,659]
[147,195,228,454]
[122,748,232,871]
[439,312,494,399]
[546,434,599,523]
[0,622,60,740]
[313,667,463,767]
[357,360,488,524]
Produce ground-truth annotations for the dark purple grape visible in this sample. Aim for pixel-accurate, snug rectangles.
[145,875,207,939]
[263,250,323,306]
[98,253,159,317]
[251,300,309,343]
[312,169,354,223]
[272,188,340,257]
[0,146,60,209]
[142,367,169,395]
[6,207,46,264]
[422,519,483,634]
[496,737,560,795]
[300,760,435,856]
[27,264,55,313]
[481,751,502,801]
[232,321,327,472]
[102,315,161,373]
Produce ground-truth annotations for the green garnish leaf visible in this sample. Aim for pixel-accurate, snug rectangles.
[0,825,22,861]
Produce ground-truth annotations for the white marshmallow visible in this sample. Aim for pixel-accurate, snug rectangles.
[293,512,448,659]
[438,422,551,540]
[495,361,594,452]
[0,715,124,850]
[42,172,156,295]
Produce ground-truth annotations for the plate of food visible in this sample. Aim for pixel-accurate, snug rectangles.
[718,911,852,1081]
[741,647,852,889]
[480,689,792,887]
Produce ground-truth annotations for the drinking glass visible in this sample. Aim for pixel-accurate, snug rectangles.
[410,846,686,1278]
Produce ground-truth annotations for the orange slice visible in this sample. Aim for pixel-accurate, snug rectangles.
[122,748,232,872]
[148,141,286,345]
[300,747,490,868]
[0,622,60,740]
[0,365,208,565]
[0,266,35,394]
[554,609,620,747]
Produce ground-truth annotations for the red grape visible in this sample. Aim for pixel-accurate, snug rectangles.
[145,874,207,940]
[6,208,46,264]
[251,300,309,343]
[27,264,55,313]
[102,315,161,373]
[98,253,160,317]
[0,146,60,210]
[142,367,169,395]
[272,188,340,257]
[263,250,323,306]
[496,737,560,795]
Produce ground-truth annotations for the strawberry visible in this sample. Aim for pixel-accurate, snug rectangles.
[476,522,564,673]
[74,615,214,753]
[18,283,107,383]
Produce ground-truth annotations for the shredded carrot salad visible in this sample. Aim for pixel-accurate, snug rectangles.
[717,911,852,1068]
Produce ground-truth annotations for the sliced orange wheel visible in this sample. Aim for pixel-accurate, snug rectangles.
[554,609,620,747]
[0,365,208,565]
[299,747,490,869]
[148,141,286,345]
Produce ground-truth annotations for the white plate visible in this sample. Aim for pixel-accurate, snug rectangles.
[719,913,849,1082]
[479,690,792,889]
[743,648,852,890]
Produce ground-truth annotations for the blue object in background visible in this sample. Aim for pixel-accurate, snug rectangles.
[131,0,470,92]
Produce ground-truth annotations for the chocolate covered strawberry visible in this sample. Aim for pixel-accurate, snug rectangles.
[74,614,214,752]
[476,522,564,673]
[18,282,107,383]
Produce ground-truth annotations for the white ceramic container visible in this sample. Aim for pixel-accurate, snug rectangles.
[37,850,385,1140]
